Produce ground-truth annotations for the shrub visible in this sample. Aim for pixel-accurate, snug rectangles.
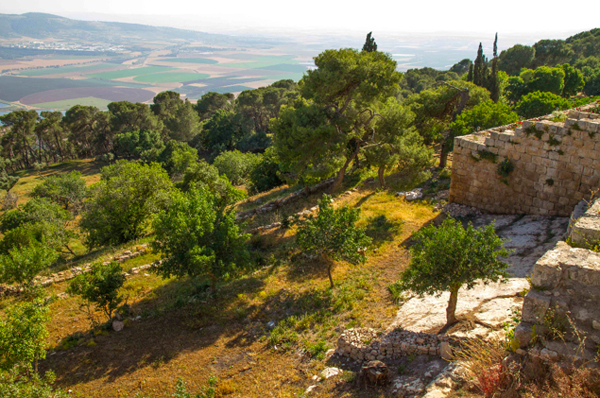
[31,171,87,213]
[516,91,570,119]
[296,195,371,288]
[0,370,69,398]
[152,185,250,292]
[0,241,58,286]
[249,147,283,193]
[67,262,125,321]
[80,161,173,248]
[212,150,260,185]
[0,299,50,372]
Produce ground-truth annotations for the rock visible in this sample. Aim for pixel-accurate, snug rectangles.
[514,323,533,348]
[321,367,342,379]
[392,376,425,396]
[516,349,527,355]
[540,348,559,362]
[112,320,124,332]
[305,385,318,394]
[593,320,600,330]
[325,348,336,358]
[266,320,276,330]
[359,360,388,387]
[440,341,452,360]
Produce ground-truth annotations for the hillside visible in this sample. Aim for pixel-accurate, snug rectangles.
[0,12,278,46]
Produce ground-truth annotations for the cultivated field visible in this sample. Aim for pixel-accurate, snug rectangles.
[133,72,210,83]
[19,86,155,105]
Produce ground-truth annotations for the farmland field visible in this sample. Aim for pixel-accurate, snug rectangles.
[0,76,126,101]
[17,63,123,77]
[88,66,174,80]
[19,86,155,106]
[133,72,210,83]
[31,96,112,109]
[158,57,218,64]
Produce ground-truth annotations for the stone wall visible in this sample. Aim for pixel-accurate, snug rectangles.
[449,103,600,216]
[516,198,600,362]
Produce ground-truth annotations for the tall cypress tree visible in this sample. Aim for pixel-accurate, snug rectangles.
[473,43,485,86]
[489,33,500,102]
[362,32,378,52]
[467,63,474,82]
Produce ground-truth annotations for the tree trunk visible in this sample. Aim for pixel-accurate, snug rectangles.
[327,263,334,289]
[329,148,360,194]
[439,143,449,169]
[446,285,460,326]
[378,165,386,187]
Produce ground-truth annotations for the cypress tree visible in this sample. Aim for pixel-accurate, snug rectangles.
[467,63,474,82]
[473,43,485,86]
[489,33,500,102]
[362,32,378,52]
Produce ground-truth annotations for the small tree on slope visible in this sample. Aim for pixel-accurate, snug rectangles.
[297,195,371,288]
[398,217,510,326]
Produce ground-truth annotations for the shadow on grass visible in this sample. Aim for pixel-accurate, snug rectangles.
[365,214,404,247]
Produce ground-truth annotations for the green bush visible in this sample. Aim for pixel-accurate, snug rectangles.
[249,147,283,193]
[212,150,260,186]
[67,262,125,321]
[31,171,87,213]
[0,370,68,398]
[516,91,570,119]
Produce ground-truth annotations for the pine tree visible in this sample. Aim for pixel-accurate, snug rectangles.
[362,32,378,52]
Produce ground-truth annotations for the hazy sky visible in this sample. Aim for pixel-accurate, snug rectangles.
[2,0,600,39]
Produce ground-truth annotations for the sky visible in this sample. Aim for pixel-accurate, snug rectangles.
[2,0,600,41]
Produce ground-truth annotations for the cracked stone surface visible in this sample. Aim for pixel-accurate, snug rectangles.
[392,214,569,336]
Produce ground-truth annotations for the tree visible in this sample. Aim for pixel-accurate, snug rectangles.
[449,101,519,142]
[151,91,200,142]
[504,76,530,103]
[0,110,38,169]
[296,195,371,288]
[528,66,565,95]
[31,171,87,212]
[199,110,252,154]
[114,130,164,161]
[497,44,535,76]
[212,150,260,186]
[515,91,570,119]
[0,370,69,398]
[273,48,401,192]
[473,43,489,87]
[0,299,50,373]
[398,217,510,326]
[0,241,58,287]
[62,106,111,158]
[194,92,234,121]
[532,39,574,67]
[80,161,173,248]
[449,59,472,76]
[561,63,585,97]
[152,185,250,292]
[179,160,245,206]
[489,33,500,102]
[249,147,283,193]
[108,101,162,136]
[362,32,377,52]
[155,140,199,182]
[67,262,125,321]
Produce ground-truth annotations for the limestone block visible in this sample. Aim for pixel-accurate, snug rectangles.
[522,290,551,324]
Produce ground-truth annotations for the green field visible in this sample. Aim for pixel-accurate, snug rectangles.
[259,64,307,73]
[89,66,174,80]
[160,57,218,64]
[18,63,122,77]
[219,55,300,69]
[32,97,112,110]
[133,72,209,83]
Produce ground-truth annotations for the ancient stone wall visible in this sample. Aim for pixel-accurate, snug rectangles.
[450,104,600,216]
[516,198,600,362]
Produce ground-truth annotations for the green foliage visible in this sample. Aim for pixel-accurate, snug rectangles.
[471,149,498,163]
[151,91,200,142]
[80,161,173,248]
[449,101,519,148]
[0,370,69,398]
[179,160,245,206]
[0,241,58,285]
[561,63,585,97]
[516,91,571,119]
[398,217,510,324]
[107,101,162,136]
[31,171,87,212]
[362,32,378,52]
[195,92,234,121]
[114,130,164,160]
[199,110,252,154]
[212,150,260,186]
[528,66,565,95]
[249,147,283,193]
[296,195,371,288]
[399,67,460,96]
[67,262,125,320]
[151,185,250,291]
[497,159,515,184]
[498,44,535,76]
[0,299,49,372]
[155,140,199,181]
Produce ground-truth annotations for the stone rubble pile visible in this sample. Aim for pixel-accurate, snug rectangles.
[440,203,483,218]
[337,328,450,361]
[396,188,423,201]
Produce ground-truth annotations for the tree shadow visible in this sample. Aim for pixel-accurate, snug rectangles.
[365,215,404,247]
[398,212,447,250]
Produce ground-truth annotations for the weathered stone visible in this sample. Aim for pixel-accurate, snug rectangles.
[440,342,452,360]
[320,367,342,379]
[112,320,124,332]
[514,323,534,348]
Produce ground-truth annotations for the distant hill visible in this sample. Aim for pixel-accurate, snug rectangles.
[0,12,278,47]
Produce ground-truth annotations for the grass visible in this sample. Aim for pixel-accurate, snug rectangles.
[133,72,210,83]
[2,160,439,397]
[32,97,112,110]
[88,66,174,80]
[17,63,122,77]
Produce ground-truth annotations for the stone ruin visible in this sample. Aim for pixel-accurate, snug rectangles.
[450,103,600,216]
[449,102,600,364]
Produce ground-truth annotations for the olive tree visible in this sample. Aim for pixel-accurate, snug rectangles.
[398,217,510,326]
[296,195,371,288]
